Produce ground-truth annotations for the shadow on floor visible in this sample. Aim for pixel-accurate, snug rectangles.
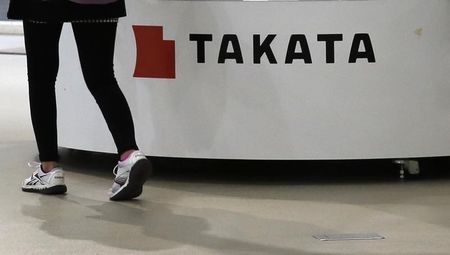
[21,193,335,254]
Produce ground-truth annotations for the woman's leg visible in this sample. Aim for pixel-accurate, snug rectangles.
[71,21,138,158]
[23,21,63,170]
[72,21,151,200]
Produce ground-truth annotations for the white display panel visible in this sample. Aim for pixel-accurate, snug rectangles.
[57,0,450,159]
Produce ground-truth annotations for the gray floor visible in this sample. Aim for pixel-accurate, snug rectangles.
[1,41,450,255]
[0,0,7,21]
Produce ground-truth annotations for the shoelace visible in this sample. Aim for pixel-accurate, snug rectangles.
[112,151,146,177]
[112,164,119,177]
[26,162,43,183]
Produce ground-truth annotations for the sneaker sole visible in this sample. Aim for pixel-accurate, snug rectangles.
[110,159,152,201]
[22,185,67,195]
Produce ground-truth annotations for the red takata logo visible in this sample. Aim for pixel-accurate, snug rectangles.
[133,26,176,79]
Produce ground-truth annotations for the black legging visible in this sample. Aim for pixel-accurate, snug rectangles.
[23,21,138,161]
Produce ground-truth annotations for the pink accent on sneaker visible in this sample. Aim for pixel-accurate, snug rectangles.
[120,150,136,161]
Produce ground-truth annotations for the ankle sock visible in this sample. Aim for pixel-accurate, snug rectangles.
[38,166,49,177]
[120,150,136,161]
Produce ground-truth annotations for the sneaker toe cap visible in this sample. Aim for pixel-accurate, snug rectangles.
[109,182,122,196]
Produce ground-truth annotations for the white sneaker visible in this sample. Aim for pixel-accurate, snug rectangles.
[109,151,152,201]
[22,162,67,194]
